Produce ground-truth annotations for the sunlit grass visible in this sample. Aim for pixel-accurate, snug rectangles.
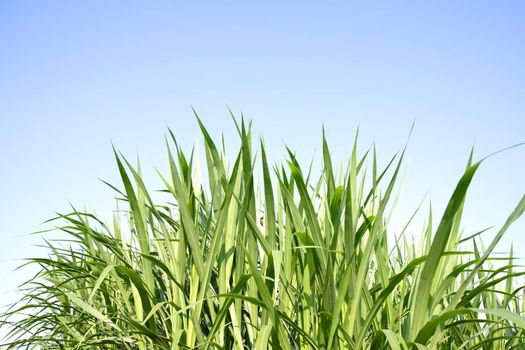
[1,113,524,349]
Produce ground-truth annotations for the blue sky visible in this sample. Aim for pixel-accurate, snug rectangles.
[1,1,524,309]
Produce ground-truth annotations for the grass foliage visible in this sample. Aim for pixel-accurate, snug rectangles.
[2,114,525,349]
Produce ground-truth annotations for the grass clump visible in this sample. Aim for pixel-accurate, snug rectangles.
[1,114,525,349]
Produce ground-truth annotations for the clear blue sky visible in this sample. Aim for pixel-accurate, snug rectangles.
[1,1,524,309]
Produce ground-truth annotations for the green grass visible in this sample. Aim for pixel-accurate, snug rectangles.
[2,114,525,349]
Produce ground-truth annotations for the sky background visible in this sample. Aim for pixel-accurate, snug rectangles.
[1,1,524,311]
